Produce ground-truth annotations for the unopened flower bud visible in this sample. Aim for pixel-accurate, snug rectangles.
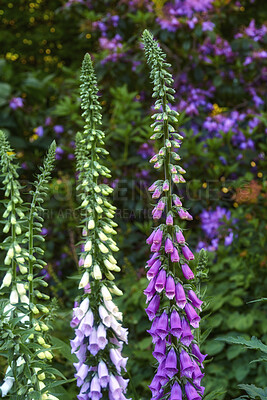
[1,272,12,288]
[84,240,92,251]
[98,231,108,241]
[10,289,18,304]
[99,243,109,254]
[84,254,92,268]
[93,264,102,280]
[88,219,95,230]
[79,271,89,289]
[101,285,112,301]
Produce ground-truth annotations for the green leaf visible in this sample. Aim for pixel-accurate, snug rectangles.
[238,384,267,399]
[217,336,267,354]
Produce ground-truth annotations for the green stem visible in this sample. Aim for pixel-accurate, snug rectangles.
[11,184,16,284]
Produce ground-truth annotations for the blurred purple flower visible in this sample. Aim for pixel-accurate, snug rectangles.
[9,97,24,110]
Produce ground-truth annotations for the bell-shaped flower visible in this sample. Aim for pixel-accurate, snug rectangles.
[165,275,175,299]
[181,318,194,347]
[88,328,100,356]
[170,382,182,400]
[165,348,178,378]
[180,349,194,379]
[175,283,186,309]
[145,294,160,321]
[181,245,194,260]
[188,290,203,310]
[184,382,201,400]
[155,269,167,293]
[98,361,109,388]
[181,264,194,280]
[96,324,108,350]
[185,303,201,328]
[170,309,182,338]
[89,376,102,400]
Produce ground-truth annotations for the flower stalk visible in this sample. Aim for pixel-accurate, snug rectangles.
[142,30,207,399]
[71,53,129,400]
[0,131,63,400]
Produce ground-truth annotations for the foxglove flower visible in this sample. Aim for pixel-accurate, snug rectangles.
[71,54,129,398]
[0,132,62,398]
[142,30,206,398]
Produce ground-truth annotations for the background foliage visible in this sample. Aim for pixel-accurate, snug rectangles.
[0,0,267,399]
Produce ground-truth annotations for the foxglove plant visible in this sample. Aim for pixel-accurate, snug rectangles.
[142,30,207,399]
[0,131,62,400]
[71,53,129,400]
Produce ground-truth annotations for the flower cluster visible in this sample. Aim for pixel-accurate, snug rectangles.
[0,132,61,399]
[71,54,129,400]
[142,30,207,399]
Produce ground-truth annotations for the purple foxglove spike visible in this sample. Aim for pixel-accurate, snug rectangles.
[88,328,100,356]
[163,180,169,191]
[153,229,163,244]
[116,376,129,393]
[166,214,173,225]
[144,276,156,302]
[146,230,156,244]
[170,247,180,262]
[165,348,178,378]
[181,245,195,260]
[89,376,102,400]
[156,200,165,211]
[172,174,179,183]
[151,241,161,252]
[185,382,202,400]
[185,211,193,220]
[181,264,194,280]
[96,323,108,349]
[170,309,182,338]
[76,363,89,387]
[98,360,109,388]
[152,188,161,199]
[180,349,194,379]
[165,238,174,253]
[147,316,160,344]
[155,269,167,293]
[192,359,205,387]
[109,375,122,399]
[176,230,185,244]
[148,182,157,192]
[173,195,182,207]
[165,275,175,299]
[185,303,201,329]
[155,311,168,340]
[147,260,161,280]
[170,382,183,400]
[145,294,160,321]
[147,252,160,266]
[178,209,188,219]
[75,343,87,363]
[180,318,194,347]
[153,209,163,220]
[153,339,166,363]
[175,283,187,309]
[188,290,203,310]
[191,344,208,366]
[149,375,162,398]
